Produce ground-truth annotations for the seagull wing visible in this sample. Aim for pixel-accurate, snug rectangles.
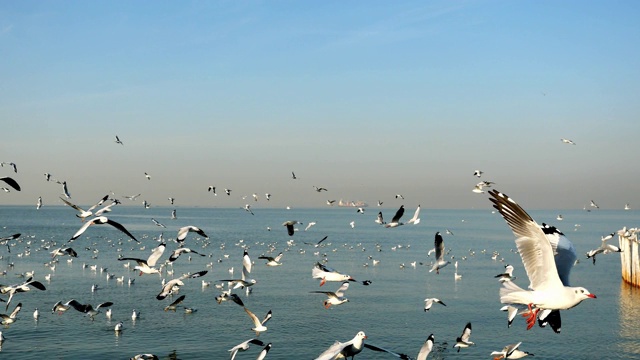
[541,223,577,286]
[315,340,349,360]
[59,197,85,213]
[244,307,261,327]
[416,334,434,360]
[0,177,20,191]
[459,322,472,343]
[363,343,411,359]
[434,232,445,262]
[147,243,166,267]
[390,205,405,223]
[104,218,138,242]
[406,205,421,224]
[489,190,564,290]
[69,218,97,241]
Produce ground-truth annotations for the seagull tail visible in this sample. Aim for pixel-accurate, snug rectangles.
[499,280,533,305]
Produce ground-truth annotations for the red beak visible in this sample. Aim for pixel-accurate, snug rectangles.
[588,294,597,298]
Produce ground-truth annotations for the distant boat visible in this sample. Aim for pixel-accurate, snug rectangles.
[338,199,368,207]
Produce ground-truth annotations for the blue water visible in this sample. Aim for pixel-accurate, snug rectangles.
[0,205,638,359]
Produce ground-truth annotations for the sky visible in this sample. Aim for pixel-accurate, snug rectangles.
[1,1,639,210]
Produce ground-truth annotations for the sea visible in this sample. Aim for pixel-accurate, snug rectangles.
[0,204,638,359]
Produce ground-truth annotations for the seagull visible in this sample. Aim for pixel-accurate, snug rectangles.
[119,243,166,276]
[219,250,256,289]
[315,331,367,360]
[357,207,365,214]
[0,233,20,252]
[50,246,78,259]
[144,172,151,180]
[282,220,301,236]
[406,204,421,225]
[586,232,621,265]
[68,216,138,243]
[59,195,109,221]
[168,247,206,263]
[305,222,317,231]
[590,200,599,209]
[454,322,474,352]
[0,277,47,310]
[395,194,404,199]
[0,302,21,326]
[243,204,254,215]
[495,264,516,282]
[265,193,271,201]
[36,197,42,210]
[151,218,166,228]
[67,300,114,319]
[123,193,141,201]
[375,212,385,225]
[491,342,533,360]
[488,190,596,330]
[473,170,483,177]
[244,307,272,336]
[215,293,245,306]
[228,338,266,360]
[258,253,283,266]
[561,138,576,145]
[256,343,272,360]
[115,135,123,145]
[429,232,450,274]
[417,334,435,360]
[310,281,350,309]
[377,200,383,206]
[114,321,124,332]
[156,270,208,300]
[52,299,76,315]
[312,262,354,286]
[61,181,71,198]
[0,177,20,192]
[384,205,405,228]
[304,235,329,247]
[424,298,446,311]
[327,200,336,206]
[163,294,187,312]
[225,188,232,196]
[313,186,328,192]
[291,171,297,179]
[176,225,209,245]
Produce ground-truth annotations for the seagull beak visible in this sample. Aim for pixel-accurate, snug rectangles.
[587,293,597,298]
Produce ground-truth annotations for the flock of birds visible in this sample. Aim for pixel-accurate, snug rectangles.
[0,135,633,359]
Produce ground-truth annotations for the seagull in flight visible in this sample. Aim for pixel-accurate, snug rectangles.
[429,232,450,274]
[115,135,123,145]
[144,172,151,180]
[119,243,166,275]
[561,138,576,145]
[406,204,421,225]
[282,220,301,236]
[454,322,474,352]
[59,195,109,221]
[489,189,596,330]
[176,225,209,245]
[69,216,138,243]
[208,186,217,195]
[151,218,166,228]
[228,338,266,360]
[123,193,141,201]
[244,307,272,336]
[473,169,483,178]
[313,186,328,192]
[384,205,405,228]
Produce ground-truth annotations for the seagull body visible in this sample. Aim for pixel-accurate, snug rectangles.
[313,186,328,192]
[375,212,385,225]
[312,262,354,286]
[495,264,516,282]
[0,302,21,325]
[416,334,434,360]
[423,298,446,311]
[61,181,71,199]
[69,216,138,242]
[474,170,483,178]
[68,300,113,319]
[491,342,533,360]
[305,222,317,231]
[315,331,367,360]
[561,138,576,145]
[37,197,42,210]
[258,253,283,266]
[282,220,301,236]
[168,247,205,263]
[310,281,350,308]
[244,307,272,336]
[176,226,209,244]
[119,243,166,276]
[384,205,405,228]
[429,232,450,274]
[229,338,265,360]
[406,205,421,225]
[454,322,474,352]
[59,195,109,221]
[489,190,596,330]
[156,270,208,300]
[115,135,123,145]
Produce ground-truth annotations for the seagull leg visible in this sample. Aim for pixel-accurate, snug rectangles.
[522,303,539,330]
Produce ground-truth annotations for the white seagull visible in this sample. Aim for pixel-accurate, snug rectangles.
[312,262,354,286]
[495,264,516,282]
[491,342,533,360]
[59,195,109,221]
[69,216,138,243]
[406,204,421,225]
[119,243,166,276]
[228,338,266,360]
[423,298,446,311]
[67,300,114,319]
[176,225,209,245]
[258,253,283,267]
[384,205,405,228]
[244,307,272,336]
[282,220,301,236]
[417,334,435,360]
[454,322,474,352]
[561,138,576,145]
[429,232,450,274]
[156,270,208,300]
[310,281,350,309]
[488,190,596,330]
[0,302,22,326]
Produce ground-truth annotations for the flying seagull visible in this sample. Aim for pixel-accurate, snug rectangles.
[59,195,109,221]
[115,135,123,145]
[69,216,138,243]
[384,205,405,228]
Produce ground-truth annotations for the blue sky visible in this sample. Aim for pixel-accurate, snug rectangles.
[1,1,639,210]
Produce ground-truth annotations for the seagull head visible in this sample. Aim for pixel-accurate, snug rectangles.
[574,287,596,300]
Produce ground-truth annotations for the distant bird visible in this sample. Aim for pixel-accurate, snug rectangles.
[491,342,533,360]
[423,298,446,311]
[265,193,271,201]
[282,220,301,237]
[304,222,317,231]
[243,204,254,215]
[157,271,208,300]
[473,170,483,178]
[176,226,209,245]
[67,300,114,319]
[69,216,138,243]
[374,212,385,225]
[406,204,421,225]
[123,193,141,201]
[586,233,621,264]
[310,281,350,309]
[59,195,109,221]
[0,177,20,192]
[258,253,283,266]
[208,186,217,195]
[377,200,383,206]
[151,218,166,228]
[244,307,272,336]
[119,243,166,276]
[224,188,232,196]
[349,221,355,229]
[625,203,631,211]
[326,200,336,206]
[384,205,405,228]
[395,194,404,199]
[228,338,266,360]
[114,321,124,332]
[115,135,123,145]
[313,186,328,192]
[36,196,42,210]
[357,207,365,214]
[429,232,450,274]
[168,197,174,205]
[304,235,329,247]
[171,209,177,219]
[590,200,599,209]
[168,247,205,263]
[33,307,39,320]
[495,264,516,282]
[50,246,78,259]
[291,171,297,180]
[144,172,151,180]
[44,173,52,181]
[454,322,474,352]
[561,138,576,145]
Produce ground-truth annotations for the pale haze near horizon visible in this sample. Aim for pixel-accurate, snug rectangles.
[1,1,639,210]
